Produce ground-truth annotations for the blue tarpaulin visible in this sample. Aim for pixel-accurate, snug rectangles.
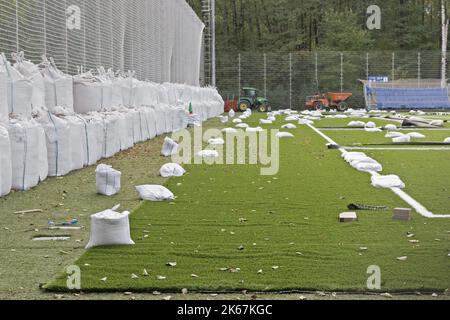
[366,87,450,109]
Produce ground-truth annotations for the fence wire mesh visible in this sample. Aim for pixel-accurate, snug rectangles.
[0,0,204,86]
[217,51,444,108]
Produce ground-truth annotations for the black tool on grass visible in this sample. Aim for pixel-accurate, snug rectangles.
[347,203,388,211]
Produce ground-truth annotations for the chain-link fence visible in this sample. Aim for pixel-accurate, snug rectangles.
[0,0,204,86]
[217,51,444,109]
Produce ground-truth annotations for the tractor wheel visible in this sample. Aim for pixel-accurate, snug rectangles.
[337,102,348,112]
[314,102,325,111]
[239,101,251,112]
[258,104,268,113]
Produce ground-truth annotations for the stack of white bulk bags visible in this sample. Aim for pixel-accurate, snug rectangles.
[12,52,46,112]
[141,107,157,140]
[41,57,74,112]
[35,110,72,177]
[113,107,135,150]
[73,68,113,114]
[1,53,33,117]
[0,125,12,197]
[8,116,48,191]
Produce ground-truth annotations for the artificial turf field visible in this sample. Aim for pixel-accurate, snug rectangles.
[45,114,450,294]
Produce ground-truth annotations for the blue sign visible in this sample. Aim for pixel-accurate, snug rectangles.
[368,76,389,83]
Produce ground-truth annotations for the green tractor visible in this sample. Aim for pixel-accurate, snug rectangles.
[238,87,271,113]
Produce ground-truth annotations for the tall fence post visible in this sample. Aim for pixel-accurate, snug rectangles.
[264,53,267,98]
[366,52,369,81]
[314,52,318,91]
[392,52,395,88]
[418,52,421,88]
[340,52,344,92]
[238,53,241,102]
[15,0,19,52]
[289,53,292,109]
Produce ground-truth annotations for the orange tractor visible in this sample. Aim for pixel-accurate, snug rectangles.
[305,92,352,111]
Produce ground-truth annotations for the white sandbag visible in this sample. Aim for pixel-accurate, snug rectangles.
[34,111,72,177]
[393,135,411,143]
[85,208,134,249]
[335,114,348,119]
[8,118,48,190]
[365,122,376,129]
[229,109,235,118]
[222,128,238,134]
[365,128,382,133]
[431,120,444,127]
[371,175,405,189]
[260,119,273,125]
[233,118,243,124]
[1,53,33,117]
[246,127,263,133]
[276,132,294,138]
[444,137,450,144]
[285,115,299,122]
[219,116,229,123]
[12,53,46,111]
[0,125,12,197]
[342,152,366,163]
[197,150,219,158]
[354,161,383,173]
[282,123,297,129]
[239,115,249,120]
[236,123,249,129]
[348,121,365,127]
[208,138,225,145]
[299,119,314,125]
[407,132,426,139]
[385,132,404,138]
[96,164,121,196]
[136,185,175,201]
[41,57,74,112]
[384,124,397,131]
[160,163,186,178]
[161,137,179,157]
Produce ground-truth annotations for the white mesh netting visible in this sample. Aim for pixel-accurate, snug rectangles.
[0,0,204,86]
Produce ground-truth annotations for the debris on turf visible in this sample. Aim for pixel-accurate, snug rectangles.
[397,256,408,261]
[393,208,413,221]
[339,212,358,223]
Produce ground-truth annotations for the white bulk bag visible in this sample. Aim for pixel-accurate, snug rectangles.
[0,65,8,120]
[371,175,405,189]
[260,119,273,125]
[115,110,134,151]
[1,53,33,117]
[141,107,157,140]
[77,113,104,166]
[0,125,12,197]
[41,57,74,112]
[247,127,264,133]
[96,164,121,196]
[160,163,186,178]
[161,137,178,157]
[101,113,121,158]
[173,107,187,132]
[365,122,376,129]
[348,121,366,127]
[85,209,134,249]
[63,115,86,171]
[73,72,113,114]
[136,185,175,201]
[152,105,167,136]
[35,111,72,177]
[276,132,294,138]
[12,54,46,111]
[8,118,48,190]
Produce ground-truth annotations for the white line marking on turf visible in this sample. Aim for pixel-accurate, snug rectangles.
[338,146,450,151]
[306,124,450,219]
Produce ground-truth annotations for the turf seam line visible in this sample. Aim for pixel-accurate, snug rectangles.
[307,124,450,219]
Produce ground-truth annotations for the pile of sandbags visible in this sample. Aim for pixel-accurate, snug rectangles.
[342,152,382,173]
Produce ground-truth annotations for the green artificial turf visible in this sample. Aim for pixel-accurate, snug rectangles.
[46,114,450,293]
